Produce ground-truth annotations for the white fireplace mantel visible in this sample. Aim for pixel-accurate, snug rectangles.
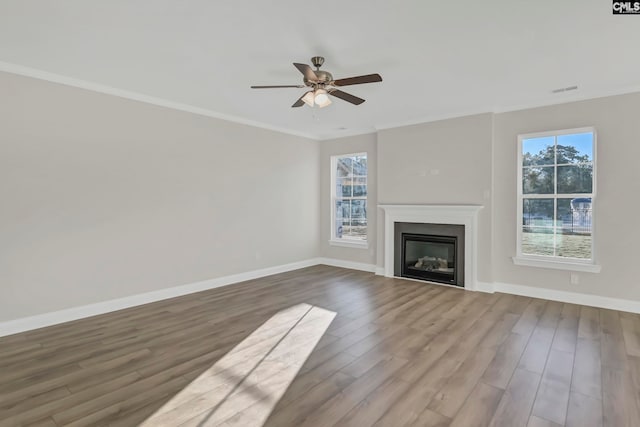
[379,204,483,291]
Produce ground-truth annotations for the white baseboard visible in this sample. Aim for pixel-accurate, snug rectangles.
[317,257,377,273]
[0,258,320,337]
[475,281,496,294]
[492,282,640,314]
[319,260,640,314]
[4,259,640,337]
[472,280,640,313]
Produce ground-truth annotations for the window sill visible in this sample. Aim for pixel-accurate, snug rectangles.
[512,256,601,273]
[329,239,369,249]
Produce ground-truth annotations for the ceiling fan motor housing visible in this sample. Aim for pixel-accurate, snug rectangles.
[304,70,333,87]
[304,56,332,87]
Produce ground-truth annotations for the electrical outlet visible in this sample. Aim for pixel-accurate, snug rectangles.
[570,273,579,285]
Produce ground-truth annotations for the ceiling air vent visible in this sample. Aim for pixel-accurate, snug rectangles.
[552,85,578,94]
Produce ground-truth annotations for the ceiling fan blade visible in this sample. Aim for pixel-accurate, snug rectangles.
[332,73,382,86]
[251,85,305,89]
[329,89,365,105]
[292,93,307,108]
[293,63,318,81]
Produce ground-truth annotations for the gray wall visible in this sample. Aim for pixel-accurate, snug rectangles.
[3,69,639,323]
[345,94,639,301]
[376,113,494,283]
[0,72,320,321]
[493,92,640,300]
[319,133,377,266]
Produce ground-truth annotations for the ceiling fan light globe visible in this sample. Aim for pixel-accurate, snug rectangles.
[314,89,330,107]
[317,96,332,108]
[301,91,315,107]
[315,93,329,104]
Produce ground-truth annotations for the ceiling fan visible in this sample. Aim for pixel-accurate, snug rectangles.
[251,56,382,108]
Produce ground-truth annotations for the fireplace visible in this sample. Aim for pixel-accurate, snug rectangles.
[380,205,482,290]
[402,234,458,285]
[394,222,465,287]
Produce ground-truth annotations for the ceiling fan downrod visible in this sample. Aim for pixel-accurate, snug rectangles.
[311,56,325,69]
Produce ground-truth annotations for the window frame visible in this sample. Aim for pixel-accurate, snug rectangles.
[330,152,368,249]
[514,126,601,273]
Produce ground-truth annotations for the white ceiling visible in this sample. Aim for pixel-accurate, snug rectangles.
[1,1,639,140]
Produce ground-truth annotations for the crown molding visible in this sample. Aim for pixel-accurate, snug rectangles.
[491,86,640,114]
[375,87,640,133]
[375,110,493,132]
[0,61,321,141]
[316,127,377,141]
[3,61,640,142]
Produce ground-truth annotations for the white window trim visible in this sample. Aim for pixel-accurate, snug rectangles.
[329,239,369,249]
[330,152,368,249]
[513,126,601,273]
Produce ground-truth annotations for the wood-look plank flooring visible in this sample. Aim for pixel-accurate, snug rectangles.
[1,265,640,426]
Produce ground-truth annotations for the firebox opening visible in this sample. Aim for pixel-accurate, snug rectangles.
[393,222,465,288]
[402,233,457,285]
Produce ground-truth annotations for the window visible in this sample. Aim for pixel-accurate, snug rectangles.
[515,127,600,272]
[331,153,367,247]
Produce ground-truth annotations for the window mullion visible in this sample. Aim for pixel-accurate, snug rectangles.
[330,153,367,243]
[518,129,594,263]
[553,135,558,257]
[524,194,555,199]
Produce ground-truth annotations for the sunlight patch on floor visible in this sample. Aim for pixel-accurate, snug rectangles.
[140,303,336,427]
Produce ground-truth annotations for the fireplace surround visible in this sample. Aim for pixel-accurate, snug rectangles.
[379,205,483,290]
